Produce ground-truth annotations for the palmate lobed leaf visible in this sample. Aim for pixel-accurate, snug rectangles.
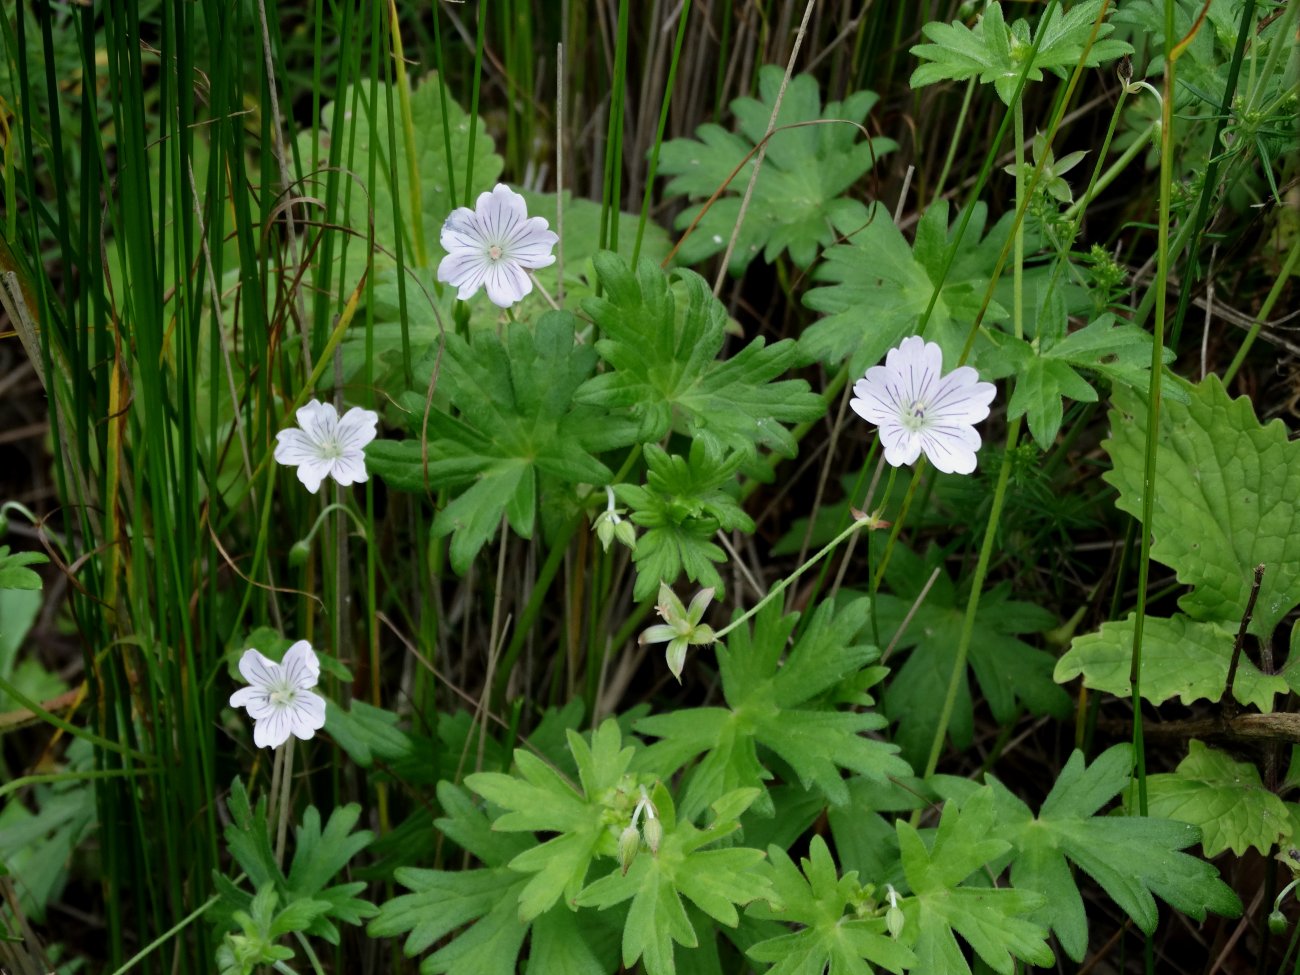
[874,545,1069,768]
[464,721,636,921]
[577,252,824,459]
[897,789,1053,975]
[911,2,1131,105]
[746,836,916,975]
[658,65,895,274]
[367,311,639,573]
[577,788,772,975]
[0,546,47,591]
[982,745,1241,961]
[617,439,752,601]
[800,200,1012,376]
[983,313,1171,448]
[636,599,909,819]
[1104,376,1300,638]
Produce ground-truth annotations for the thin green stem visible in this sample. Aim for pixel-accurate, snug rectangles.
[714,517,870,642]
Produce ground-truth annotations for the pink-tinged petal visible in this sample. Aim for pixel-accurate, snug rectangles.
[484,260,531,308]
[919,428,978,474]
[335,407,379,451]
[487,183,529,224]
[329,453,368,486]
[254,709,291,749]
[438,250,489,288]
[879,424,923,467]
[237,649,280,689]
[666,638,689,681]
[274,429,321,466]
[440,206,480,247]
[686,588,715,625]
[640,624,678,645]
[281,640,320,690]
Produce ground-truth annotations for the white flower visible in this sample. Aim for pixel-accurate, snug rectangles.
[436,183,558,307]
[639,584,716,682]
[274,400,378,494]
[229,640,327,749]
[850,336,996,475]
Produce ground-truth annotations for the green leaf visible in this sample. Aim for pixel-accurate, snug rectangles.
[465,719,636,921]
[897,789,1053,975]
[983,314,1167,448]
[911,2,1131,105]
[801,201,1012,375]
[617,440,752,601]
[368,783,531,975]
[324,700,413,767]
[1143,741,1291,858]
[1056,614,1286,711]
[658,65,895,274]
[295,73,501,277]
[988,745,1241,961]
[874,545,1070,767]
[1104,376,1300,638]
[0,545,47,591]
[577,252,824,458]
[746,835,916,975]
[285,803,377,942]
[368,311,637,572]
[637,598,910,819]
[577,790,773,975]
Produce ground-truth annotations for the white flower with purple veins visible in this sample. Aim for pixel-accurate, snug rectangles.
[850,336,997,475]
[274,400,378,494]
[437,183,559,308]
[229,640,327,749]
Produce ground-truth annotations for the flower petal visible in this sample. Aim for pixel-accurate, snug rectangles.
[295,400,338,445]
[329,453,369,486]
[254,709,291,749]
[274,429,323,467]
[289,690,327,739]
[281,640,320,690]
[237,648,280,689]
[295,458,333,494]
[335,407,379,451]
[484,259,531,308]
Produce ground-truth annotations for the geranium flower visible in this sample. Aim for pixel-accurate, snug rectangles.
[229,640,327,749]
[639,584,715,682]
[274,400,378,494]
[436,183,558,307]
[849,336,996,475]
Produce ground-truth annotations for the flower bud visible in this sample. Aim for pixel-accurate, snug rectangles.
[618,825,641,875]
[643,816,663,855]
[288,540,311,568]
[886,904,905,940]
[595,512,616,552]
[1270,910,1289,936]
[614,518,637,551]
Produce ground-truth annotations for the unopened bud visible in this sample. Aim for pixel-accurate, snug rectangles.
[886,904,905,940]
[643,816,663,855]
[288,541,311,568]
[1270,910,1289,936]
[618,825,641,875]
[595,513,616,552]
[614,519,637,551]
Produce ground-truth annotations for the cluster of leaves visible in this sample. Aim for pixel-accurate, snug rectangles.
[911,1,1131,105]
[1058,376,1300,855]
[657,65,896,274]
[212,780,377,975]
[365,689,1239,975]
[368,252,822,595]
